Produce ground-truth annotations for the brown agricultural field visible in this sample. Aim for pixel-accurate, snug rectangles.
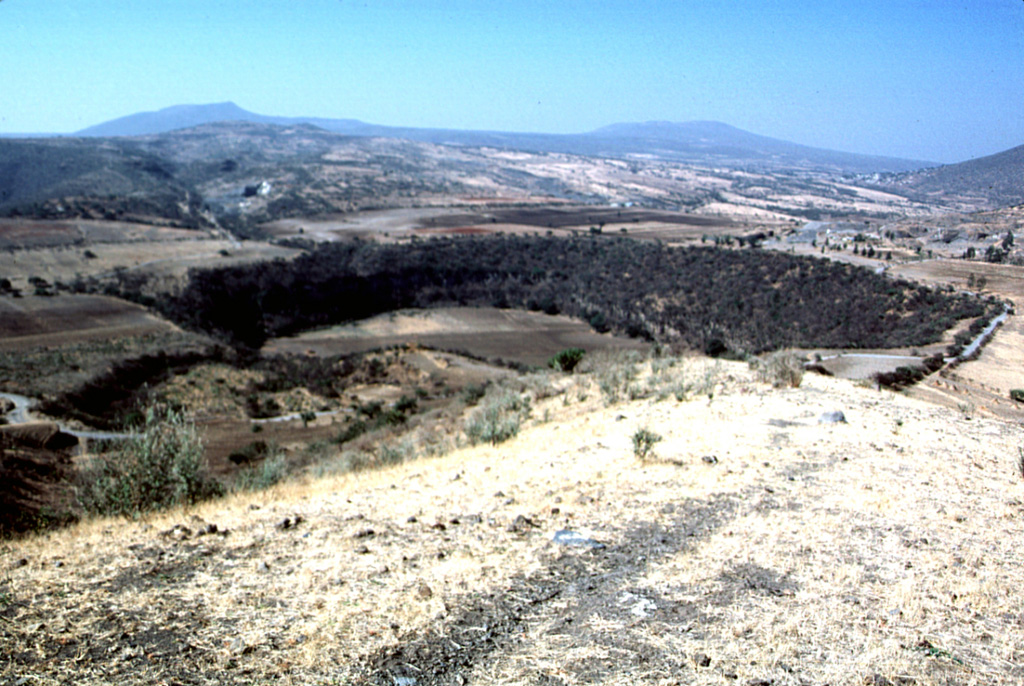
[263,307,650,367]
[259,205,754,246]
[0,294,175,352]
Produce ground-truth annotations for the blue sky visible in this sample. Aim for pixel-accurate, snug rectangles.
[1,0,1022,163]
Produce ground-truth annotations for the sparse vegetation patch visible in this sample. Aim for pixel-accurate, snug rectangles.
[77,407,222,518]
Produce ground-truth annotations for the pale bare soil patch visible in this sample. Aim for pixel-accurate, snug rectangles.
[263,307,650,367]
[2,359,1022,685]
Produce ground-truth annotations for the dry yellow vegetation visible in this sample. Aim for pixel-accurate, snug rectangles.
[1,357,1022,685]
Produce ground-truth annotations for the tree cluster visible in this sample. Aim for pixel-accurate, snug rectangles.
[152,234,996,357]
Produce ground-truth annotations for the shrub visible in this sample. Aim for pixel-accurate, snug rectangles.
[631,427,662,461]
[395,394,419,413]
[1010,389,1024,403]
[379,439,416,467]
[750,351,805,388]
[78,407,222,518]
[465,389,531,446]
[228,439,274,465]
[234,450,288,492]
[335,419,368,444]
[549,347,586,373]
[461,383,488,406]
[874,365,927,391]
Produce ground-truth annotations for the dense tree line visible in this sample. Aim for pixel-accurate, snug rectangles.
[152,234,996,356]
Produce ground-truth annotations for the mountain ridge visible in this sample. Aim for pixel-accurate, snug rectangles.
[73,102,934,174]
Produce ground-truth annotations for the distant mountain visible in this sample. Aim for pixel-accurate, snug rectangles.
[74,103,931,174]
[581,120,935,173]
[77,102,375,138]
[876,144,1024,208]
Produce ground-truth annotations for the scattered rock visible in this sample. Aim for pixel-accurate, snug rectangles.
[552,529,605,549]
[276,515,304,530]
[818,410,847,424]
[11,557,28,569]
[694,652,712,668]
[416,582,433,599]
[508,514,539,534]
[354,528,375,539]
[701,455,719,464]
[257,561,270,572]
[354,545,371,555]
[161,524,192,540]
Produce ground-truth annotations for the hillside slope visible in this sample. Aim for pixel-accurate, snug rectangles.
[1,360,1022,685]
[877,143,1024,209]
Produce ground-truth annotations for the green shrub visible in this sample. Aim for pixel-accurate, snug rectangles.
[461,383,488,406]
[78,407,222,518]
[875,365,927,391]
[335,419,368,444]
[395,394,419,413]
[228,439,274,465]
[549,348,586,373]
[234,450,288,492]
[1011,389,1024,403]
[465,389,531,446]
[631,427,662,461]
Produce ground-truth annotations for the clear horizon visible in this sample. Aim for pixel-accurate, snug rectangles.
[2,0,1022,164]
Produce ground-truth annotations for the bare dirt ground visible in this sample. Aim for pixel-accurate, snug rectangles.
[0,294,176,352]
[259,206,752,246]
[263,307,650,367]
[2,359,1022,685]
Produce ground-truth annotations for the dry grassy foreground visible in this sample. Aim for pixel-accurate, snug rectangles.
[2,359,1022,685]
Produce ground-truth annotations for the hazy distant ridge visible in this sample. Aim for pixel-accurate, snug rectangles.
[75,102,933,174]
[878,143,1024,207]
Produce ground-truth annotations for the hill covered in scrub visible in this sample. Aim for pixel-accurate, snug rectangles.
[145,235,998,354]
[1,355,1021,685]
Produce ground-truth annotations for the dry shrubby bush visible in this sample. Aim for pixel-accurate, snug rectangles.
[549,347,586,373]
[77,407,222,517]
[233,447,288,492]
[631,426,663,461]
[465,387,532,446]
[750,351,805,388]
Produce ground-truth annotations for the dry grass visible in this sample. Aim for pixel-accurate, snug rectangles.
[2,357,1022,684]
